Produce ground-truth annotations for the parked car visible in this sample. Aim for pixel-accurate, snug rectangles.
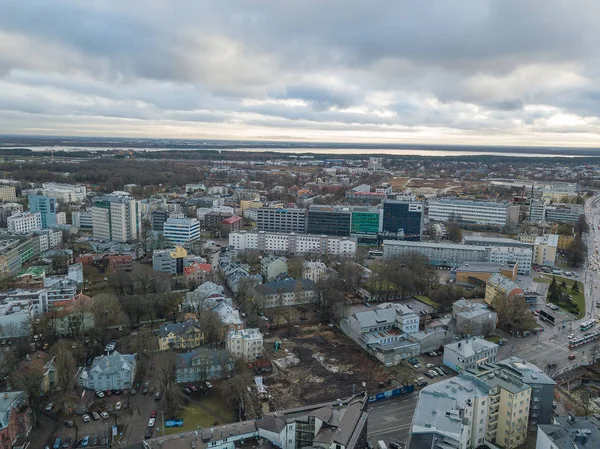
[155,391,162,401]
[92,412,100,421]
[130,389,137,395]
[82,414,91,423]
[81,436,89,448]
[64,420,74,428]
[205,382,213,389]
[148,418,156,428]
[428,370,438,377]
[45,403,55,412]
[61,437,71,448]
[417,380,429,388]
[95,391,105,398]
[438,366,449,375]
[183,387,192,394]
[424,372,434,378]
[53,438,62,449]
[150,410,157,418]
[434,367,444,376]
[90,436,98,447]
[142,386,149,394]
[100,412,109,419]
[569,353,576,360]
[115,402,122,410]
[413,363,421,369]
[425,363,435,369]
[145,428,153,439]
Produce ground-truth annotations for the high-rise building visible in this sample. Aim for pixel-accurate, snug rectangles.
[381,200,424,240]
[151,210,169,233]
[92,193,141,243]
[71,210,93,229]
[0,186,17,202]
[307,206,351,236]
[163,216,200,245]
[28,195,57,229]
[7,212,42,233]
[256,208,307,233]
[350,207,382,245]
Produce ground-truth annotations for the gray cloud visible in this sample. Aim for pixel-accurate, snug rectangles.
[0,0,600,144]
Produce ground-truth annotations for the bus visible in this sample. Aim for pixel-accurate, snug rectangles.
[580,320,596,331]
[368,250,383,259]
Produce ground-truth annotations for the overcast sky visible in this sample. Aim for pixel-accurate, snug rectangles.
[1,0,600,146]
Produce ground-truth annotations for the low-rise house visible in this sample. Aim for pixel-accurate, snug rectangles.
[158,320,203,351]
[452,298,497,337]
[75,254,133,273]
[260,255,288,282]
[0,391,31,447]
[226,328,263,361]
[78,351,136,391]
[485,272,524,308]
[183,263,212,288]
[176,348,234,383]
[20,351,56,393]
[253,279,318,308]
[302,260,327,282]
[443,337,499,373]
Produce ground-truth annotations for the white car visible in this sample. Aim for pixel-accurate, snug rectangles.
[148,418,156,428]
[100,412,109,419]
[425,363,435,369]
[82,414,91,423]
[115,402,122,410]
[568,334,575,339]
[95,391,105,398]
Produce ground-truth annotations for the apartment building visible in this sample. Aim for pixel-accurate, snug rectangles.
[7,212,42,233]
[529,200,546,223]
[383,240,489,266]
[485,273,525,308]
[260,254,288,282]
[226,328,264,360]
[0,186,17,202]
[71,210,93,229]
[28,195,57,228]
[41,182,87,202]
[428,199,518,227]
[152,246,200,275]
[92,193,141,243]
[256,208,307,233]
[229,231,357,257]
[253,279,318,308]
[150,210,169,232]
[381,199,424,240]
[163,216,200,245]
[0,235,41,277]
[158,320,203,351]
[443,337,499,372]
[0,203,23,227]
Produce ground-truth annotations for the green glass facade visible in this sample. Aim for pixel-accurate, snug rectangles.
[351,210,380,235]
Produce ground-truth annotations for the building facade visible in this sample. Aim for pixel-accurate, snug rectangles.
[151,210,169,232]
[92,193,141,243]
[41,182,87,202]
[78,352,136,390]
[253,279,318,308]
[158,320,203,351]
[307,206,351,236]
[28,195,57,229]
[443,337,499,372]
[163,216,200,245]
[428,199,514,227]
[0,203,23,227]
[381,200,424,240]
[0,186,17,203]
[226,328,264,360]
[175,348,234,383]
[256,208,307,233]
[7,212,42,233]
[383,240,489,266]
[260,255,288,282]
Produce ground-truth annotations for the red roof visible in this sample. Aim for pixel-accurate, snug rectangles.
[221,215,242,224]
[184,263,212,276]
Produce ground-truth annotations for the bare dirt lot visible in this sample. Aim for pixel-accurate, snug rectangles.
[262,324,397,410]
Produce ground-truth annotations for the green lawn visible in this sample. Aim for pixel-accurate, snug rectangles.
[164,394,236,434]
[485,335,501,343]
[533,275,585,319]
[414,295,440,308]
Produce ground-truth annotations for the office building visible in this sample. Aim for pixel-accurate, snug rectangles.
[452,299,498,337]
[229,231,357,257]
[28,195,57,228]
[151,210,169,233]
[529,200,546,223]
[307,206,351,236]
[536,415,600,449]
[428,199,516,227]
[383,240,489,266]
[7,212,42,233]
[545,203,584,224]
[443,337,499,373]
[203,211,234,229]
[152,246,200,275]
[350,207,382,243]
[163,216,200,245]
[92,192,141,243]
[226,328,264,361]
[463,236,533,274]
[256,208,307,233]
[381,200,424,240]
[71,210,93,229]
[41,182,87,202]
[0,186,16,202]
[0,203,23,227]
[240,200,263,211]
[532,234,559,266]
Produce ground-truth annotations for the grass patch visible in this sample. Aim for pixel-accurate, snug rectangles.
[485,335,501,343]
[414,295,440,308]
[533,275,585,319]
[164,394,236,435]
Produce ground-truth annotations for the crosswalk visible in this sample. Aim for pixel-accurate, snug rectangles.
[368,423,411,437]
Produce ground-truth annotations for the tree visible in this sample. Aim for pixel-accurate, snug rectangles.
[566,235,587,267]
[52,342,77,392]
[91,293,126,342]
[10,364,44,428]
[140,218,153,254]
[575,214,589,236]
[493,294,537,332]
[196,309,224,348]
[155,352,184,416]
[447,223,463,243]
[548,276,559,303]
[572,281,580,294]
[220,373,259,420]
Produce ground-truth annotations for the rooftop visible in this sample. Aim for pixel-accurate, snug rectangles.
[487,272,522,294]
[445,337,499,358]
[497,356,556,385]
[383,239,488,251]
[254,278,316,296]
[455,261,502,273]
[538,415,600,449]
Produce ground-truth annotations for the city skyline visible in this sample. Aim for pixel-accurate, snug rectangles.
[2,1,600,147]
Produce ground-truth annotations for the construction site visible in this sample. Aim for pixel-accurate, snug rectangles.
[554,364,600,416]
[260,323,405,410]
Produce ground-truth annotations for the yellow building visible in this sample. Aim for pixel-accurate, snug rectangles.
[158,320,203,351]
[557,234,574,251]
[240,200,263,211]
[485,272,524,308]
[0,186,17,202]
[487,375,531,449]
[532,235,558,266]
[517,234,537,244]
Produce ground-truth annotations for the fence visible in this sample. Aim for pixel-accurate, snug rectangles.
[368,385,415,403]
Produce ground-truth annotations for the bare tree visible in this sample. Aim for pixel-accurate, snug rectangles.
[52,342,77,392]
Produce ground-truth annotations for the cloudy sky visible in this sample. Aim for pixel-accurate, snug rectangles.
[1,0,600,146]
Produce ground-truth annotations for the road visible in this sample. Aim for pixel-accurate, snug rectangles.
[367,394,418,446]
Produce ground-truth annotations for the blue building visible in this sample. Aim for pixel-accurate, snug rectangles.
[381,200,424,241]
[28,195,57,229]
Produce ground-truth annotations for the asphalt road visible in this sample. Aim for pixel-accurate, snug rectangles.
[367,394,418,446]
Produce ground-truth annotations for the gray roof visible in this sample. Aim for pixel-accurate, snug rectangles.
[497,357,556,385]
[254,278,316,296]
[255,415,286,434]
[352,308,397,328]
[463,235,533,248]
[538,416,600,449]
[176,348,233,369]
[89,352,135,376]
[455,262,502,273]
[445,337,498,358]
[159,320,201,338]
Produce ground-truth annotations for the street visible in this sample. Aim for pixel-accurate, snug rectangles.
[367,394,418,446]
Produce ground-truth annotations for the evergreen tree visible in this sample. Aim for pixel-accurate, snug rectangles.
[572,281,580,294]
[548,276,559,303]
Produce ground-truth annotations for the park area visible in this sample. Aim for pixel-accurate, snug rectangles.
[164,393,236,435]
[534,275,585,319]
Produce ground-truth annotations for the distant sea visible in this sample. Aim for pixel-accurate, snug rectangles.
[0,145,592,158]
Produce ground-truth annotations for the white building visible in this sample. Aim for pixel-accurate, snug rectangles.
[383,240,489,266]
[41,182,87,202]
[443,337,499,373]
[163,216,200,245]
[428,199,516,227]
[71,210,93,229]
[7,212,42,233]
[488,247,532,275]
[229,231,357,257]
[56,212,67,225]
[78,352,136,391]
[92,193,141,243]
[226,328,264,361]
[34,229,63,252]
[302,261,327,282]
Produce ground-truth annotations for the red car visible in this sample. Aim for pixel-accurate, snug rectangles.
[105,390,112,397]
[150,410,157,418]
[568,354,576,360]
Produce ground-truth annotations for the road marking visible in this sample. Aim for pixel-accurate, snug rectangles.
[368,423,411,437]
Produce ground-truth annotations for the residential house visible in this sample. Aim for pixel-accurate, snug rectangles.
[78,352,136,391]
[226,328,263,361]
[176,348,234,383]
[302,261,327,282]
[443,337,499,372]
[253,278,318,308]
[452,298,498,337]
[20,351,56,394]
[158,320,203,351]
[183,263,212,288]
[260,254,288,282]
